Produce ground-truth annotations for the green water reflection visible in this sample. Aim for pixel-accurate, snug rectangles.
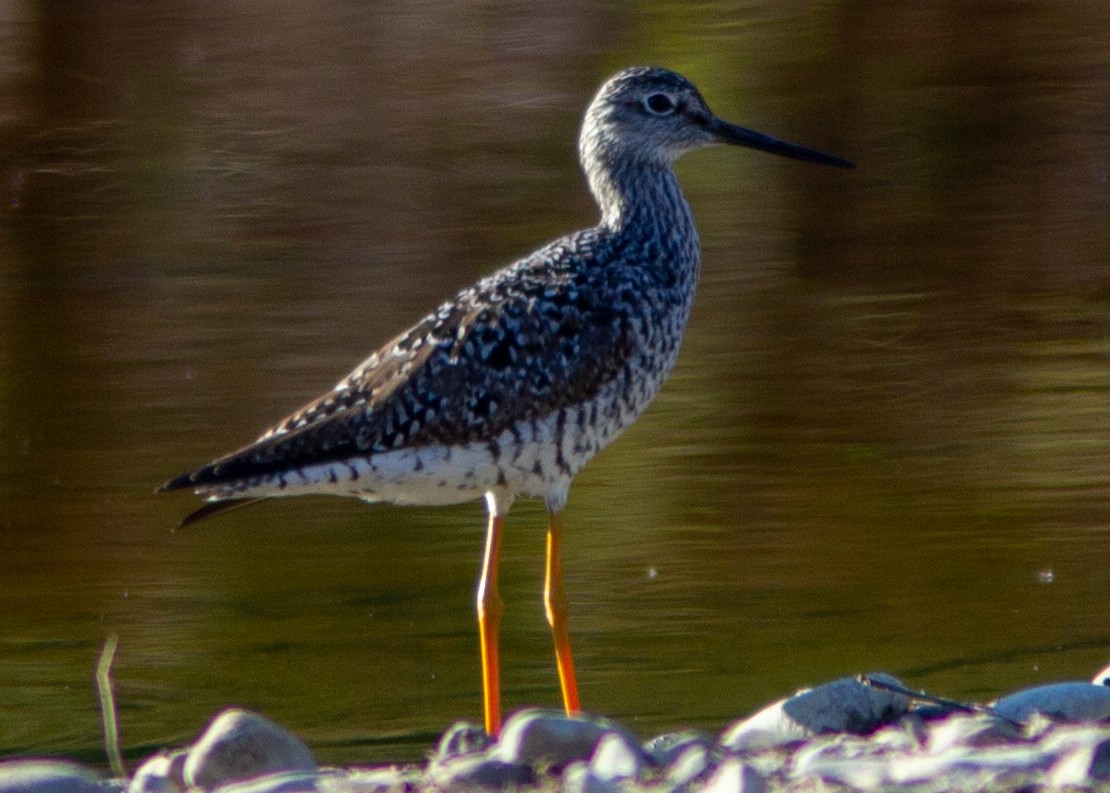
[1,0,1108,767]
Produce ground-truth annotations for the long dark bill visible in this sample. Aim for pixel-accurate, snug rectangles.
[707,115,854,170]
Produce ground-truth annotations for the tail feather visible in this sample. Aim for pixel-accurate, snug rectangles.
[176,498,266,528]
[157,471,201,493]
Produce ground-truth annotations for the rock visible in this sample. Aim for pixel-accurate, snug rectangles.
[128,752,187,793]
[720,697,808,751]
[1093,733,1110,779]
[642,731,712,767]
[560,762,621,793]
[0,760,109,793]
[993,682,1110,723]
[20,681,1110,793]
[666,742,713,787]
[700,757,765,793]
[320,768,411,793]
[790,734,891,788]
[781,674,911,733]
[791,732,877,764]
[210,772,323,793]
[492,710,633,770]
[793,754,887,790]
[868,718,923,753]
[589,732,644,782]
[924,712,1020,753]
[1043,725,1110,786]
[433,721,492,761]
[426,754,533,789]
[720,673,910,751]
[183,709,318,792]
[884,752,952,787]
[889,744,1055,786]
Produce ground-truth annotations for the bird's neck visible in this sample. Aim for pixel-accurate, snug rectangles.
[586,156,697,242]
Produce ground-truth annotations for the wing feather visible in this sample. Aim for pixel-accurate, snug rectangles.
[160,232,640,495]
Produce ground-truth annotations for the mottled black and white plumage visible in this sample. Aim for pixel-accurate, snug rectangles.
[161,66,852,523]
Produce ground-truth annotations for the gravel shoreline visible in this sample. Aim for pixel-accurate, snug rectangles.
[3,667,1109,793]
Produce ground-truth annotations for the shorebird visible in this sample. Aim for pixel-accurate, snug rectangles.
[160,66,853,736]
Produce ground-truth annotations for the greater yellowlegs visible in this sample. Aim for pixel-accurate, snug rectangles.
[160,66,853,735]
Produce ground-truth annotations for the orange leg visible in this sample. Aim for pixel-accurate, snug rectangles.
[477,510,505,736]
[544,509,581,715]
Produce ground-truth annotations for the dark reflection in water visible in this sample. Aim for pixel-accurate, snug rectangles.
[1,0,1108,766]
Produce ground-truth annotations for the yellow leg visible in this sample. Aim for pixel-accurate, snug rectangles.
[477,511,505,736]
[544,509,581,715]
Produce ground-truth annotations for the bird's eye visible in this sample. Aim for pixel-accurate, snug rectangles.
[644,93,677,115]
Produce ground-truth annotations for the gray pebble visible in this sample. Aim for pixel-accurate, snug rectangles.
[434,721,492,761]
[426,754,533,789]
[210,771,324,793]
[0,760,110,793]
[720,673,910,751]
[781,674,910,734]
[642,731,712,767]
[993,682,1110,723]
[18,673,1110,793]
[128,752,187,793]
[1091,733,1110,779]
[700,757,765,793]
[183,709,318,792]
[492,710,632,770]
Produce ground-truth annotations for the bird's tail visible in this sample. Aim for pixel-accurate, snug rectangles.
[174,497,266,528]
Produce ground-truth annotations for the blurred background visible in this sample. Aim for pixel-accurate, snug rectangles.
[1,0,1107,767]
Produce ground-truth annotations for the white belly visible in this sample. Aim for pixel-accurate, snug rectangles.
[204,351,672,511]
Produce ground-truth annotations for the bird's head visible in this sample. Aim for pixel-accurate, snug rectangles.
[579,66,854,170]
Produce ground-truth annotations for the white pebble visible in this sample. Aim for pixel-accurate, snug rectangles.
[561,762,622,793]
[1043,726,1110,786]
[925,712,1019,753]
[666,742,712,787]
[0,760,108,793]
[700,757,765,793]
[128,752,187,793]
[589,732,644,781]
